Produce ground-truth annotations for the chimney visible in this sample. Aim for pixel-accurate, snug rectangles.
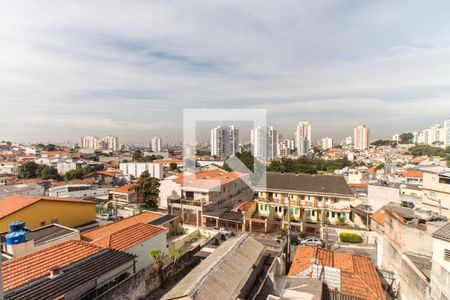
[49,266,62,278]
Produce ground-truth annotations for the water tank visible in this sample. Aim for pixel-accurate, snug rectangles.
[5,230,26,245]
[9,221,26,232]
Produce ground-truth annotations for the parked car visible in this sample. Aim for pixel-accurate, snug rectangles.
[300,237,325,248]
[218,227,232,236]
[99,214,111,221]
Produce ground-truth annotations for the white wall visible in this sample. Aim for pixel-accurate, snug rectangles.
[159,179,181,209]
[126,232,168,272]
[120,163,164,179]
[431,238,450,300]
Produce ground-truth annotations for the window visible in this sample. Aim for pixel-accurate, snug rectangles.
[332,212,336,218]
[311,210,315,216]
[301,195,305,200]
[40,221,46,226]
[445,249,450,262]
[326,211,330,217]
[295,208,299,214]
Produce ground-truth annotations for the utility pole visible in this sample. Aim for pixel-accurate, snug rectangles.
[286,194,291,265]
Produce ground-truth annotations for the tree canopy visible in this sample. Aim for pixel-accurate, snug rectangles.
[131,170,160,209]
[399,133,414,144]
[267,157,355,174]
[408,145,450,158]
[371,139,397,147]
[18,162,59,180]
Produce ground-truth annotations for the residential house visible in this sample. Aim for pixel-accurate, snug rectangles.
[0,161,17,175]
[420,167,450,217]
[167,169,253,226]
[83,170,124,186]
[1,222,80,259]
[109,184,137,206]
[0,195,96,231]
[249,172,355,235]
[380,204,447,299]
[119,162,163,179]
[162,234,266,300]
[0,183,45,198]
[48,180,109,199]
[1,240,135,300]
[430,223,450,300]
[81,213,168,272]
[288,246,385,300]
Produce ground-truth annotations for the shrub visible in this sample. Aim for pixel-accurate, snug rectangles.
[339,232,363,243]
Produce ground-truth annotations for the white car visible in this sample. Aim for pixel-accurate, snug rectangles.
[300,237,325,248]
[218,227,232,236]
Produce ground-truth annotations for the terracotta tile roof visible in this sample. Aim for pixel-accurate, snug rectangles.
[154,159,183,164]
[110,184,137,195]
[81,211,163,242]
[371,212,385,226]
[15,178,48,185]
[0,195,96,219]
[289,246,385,300]
[402,169,423,178]
[1,240,103,292]
[93,223,167,250]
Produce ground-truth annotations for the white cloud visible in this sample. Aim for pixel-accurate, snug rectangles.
[1,1,450,143]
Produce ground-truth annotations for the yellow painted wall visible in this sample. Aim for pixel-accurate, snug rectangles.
[0,200,96,232]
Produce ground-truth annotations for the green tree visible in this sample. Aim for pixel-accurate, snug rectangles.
[168,245,182,271]
[399,133,414,144]
[223,151,259,172]
[133,149,143,162]
[150,249,165,281]
[408,145,447,157]
[169,162,178,171]
[18,162,40,179]
[132,170,160,209]
[64,168,88,181]
[37,165,59,180]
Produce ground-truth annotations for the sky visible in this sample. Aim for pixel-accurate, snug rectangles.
[1,1,450,144]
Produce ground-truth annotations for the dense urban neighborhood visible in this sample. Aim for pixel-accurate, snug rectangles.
[0,118,449,299]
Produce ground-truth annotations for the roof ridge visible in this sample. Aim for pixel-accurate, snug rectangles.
[2,240,102,266]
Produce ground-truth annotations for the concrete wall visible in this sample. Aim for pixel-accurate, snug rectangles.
[367,184,400,211]
[431,238,450,300]
[126,232,168,272]
[159,179,181,209]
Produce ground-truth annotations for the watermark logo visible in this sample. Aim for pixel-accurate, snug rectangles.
[183,109,267,192]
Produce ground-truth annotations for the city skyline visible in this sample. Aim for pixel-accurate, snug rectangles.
[2,1,450,143]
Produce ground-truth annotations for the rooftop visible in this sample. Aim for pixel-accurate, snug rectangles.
[81,211,164,242]
[110,184,137,195]
[172,169,244,190]
[26,224,77,246]
[432,223,450,242]
[370,212,385,226]
[0,195,96,219]
[2,240,103,292]
[163,234,265,300]
[260,172,354,196]
[289,246,385,300]
[92,222,166,250]
[4,248,134,300]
